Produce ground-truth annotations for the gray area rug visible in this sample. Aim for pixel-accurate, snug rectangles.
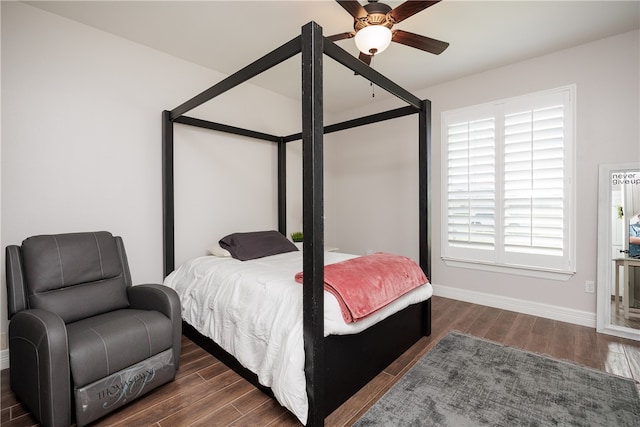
[354,331,640,426]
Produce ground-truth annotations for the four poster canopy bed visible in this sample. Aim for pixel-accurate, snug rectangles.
[162,22,432,426]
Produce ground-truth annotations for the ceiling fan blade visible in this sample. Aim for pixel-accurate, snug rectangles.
[358,52,372,65]
[392,30,449,55]
[326,31,356,42]
[336,0,368,19]
[390,1,441,23]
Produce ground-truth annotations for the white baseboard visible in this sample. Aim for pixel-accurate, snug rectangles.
[431,283,596,328]
[1,349,8,370]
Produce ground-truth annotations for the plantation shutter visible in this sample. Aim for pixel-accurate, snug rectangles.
[503,104,565,257]
[442,86,575,274]
[446,117,496,253]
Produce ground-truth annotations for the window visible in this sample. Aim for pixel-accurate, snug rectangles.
[442,86,575,275]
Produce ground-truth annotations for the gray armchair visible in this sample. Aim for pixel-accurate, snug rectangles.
[5,231,181,427]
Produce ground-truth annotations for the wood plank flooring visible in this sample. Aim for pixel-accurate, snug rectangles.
[2,296,639,426]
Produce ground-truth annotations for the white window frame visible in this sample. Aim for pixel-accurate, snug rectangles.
[441,86,576,279]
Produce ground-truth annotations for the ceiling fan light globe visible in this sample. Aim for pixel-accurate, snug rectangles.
[354,25,392,55]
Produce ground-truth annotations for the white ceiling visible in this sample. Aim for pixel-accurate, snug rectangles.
[26,0,640,113]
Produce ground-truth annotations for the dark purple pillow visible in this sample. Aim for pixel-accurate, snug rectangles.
[219,230,298,261]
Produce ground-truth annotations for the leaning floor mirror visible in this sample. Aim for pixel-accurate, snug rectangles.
[597,163,640,340]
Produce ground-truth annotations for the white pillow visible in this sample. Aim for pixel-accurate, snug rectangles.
[208,243,231,257]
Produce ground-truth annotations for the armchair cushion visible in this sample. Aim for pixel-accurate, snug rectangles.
[20,232,130,323]
[66,309,173,387]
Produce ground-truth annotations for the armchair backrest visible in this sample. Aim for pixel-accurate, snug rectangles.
[6,231,132,323]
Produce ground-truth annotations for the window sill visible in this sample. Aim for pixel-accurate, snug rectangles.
[441,257,575,281]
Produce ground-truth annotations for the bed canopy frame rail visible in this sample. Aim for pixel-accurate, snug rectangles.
[162,21,431,426]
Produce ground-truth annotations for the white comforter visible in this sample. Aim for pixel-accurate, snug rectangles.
[163,251,432,425]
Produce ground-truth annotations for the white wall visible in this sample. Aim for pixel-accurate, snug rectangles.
[324,115,419,257]
[327,30,640,324]
[0,1,301,361]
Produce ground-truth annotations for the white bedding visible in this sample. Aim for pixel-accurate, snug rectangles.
[163,250,432,425]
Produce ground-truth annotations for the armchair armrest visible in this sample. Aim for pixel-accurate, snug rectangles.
[9,309,71,427]
[6,244,28,317]
[127,284,182,369]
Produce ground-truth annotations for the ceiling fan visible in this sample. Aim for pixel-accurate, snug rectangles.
[327,0,449,65]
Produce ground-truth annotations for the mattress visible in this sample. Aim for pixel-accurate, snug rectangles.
[163,250,432,424]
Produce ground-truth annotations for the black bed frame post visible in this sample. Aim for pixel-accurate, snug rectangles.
[162,110,175,278]
[277,138,287,235]
[418,99,431,279]
[419,99,432,337]
[301,21,325,427]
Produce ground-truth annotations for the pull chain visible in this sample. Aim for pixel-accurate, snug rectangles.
[370,55,375,98]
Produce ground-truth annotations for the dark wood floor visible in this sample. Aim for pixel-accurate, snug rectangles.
[2,296,640,426]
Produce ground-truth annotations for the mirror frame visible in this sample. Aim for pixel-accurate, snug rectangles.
[596,162,640,340]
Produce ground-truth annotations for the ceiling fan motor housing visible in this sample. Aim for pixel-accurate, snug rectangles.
[355,2,394,32]
[332,0,450,57]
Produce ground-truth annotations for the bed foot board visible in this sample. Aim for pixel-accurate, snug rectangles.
[324,299,430,415]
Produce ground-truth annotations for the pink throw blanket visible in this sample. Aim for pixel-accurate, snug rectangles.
[294,252,428,323]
